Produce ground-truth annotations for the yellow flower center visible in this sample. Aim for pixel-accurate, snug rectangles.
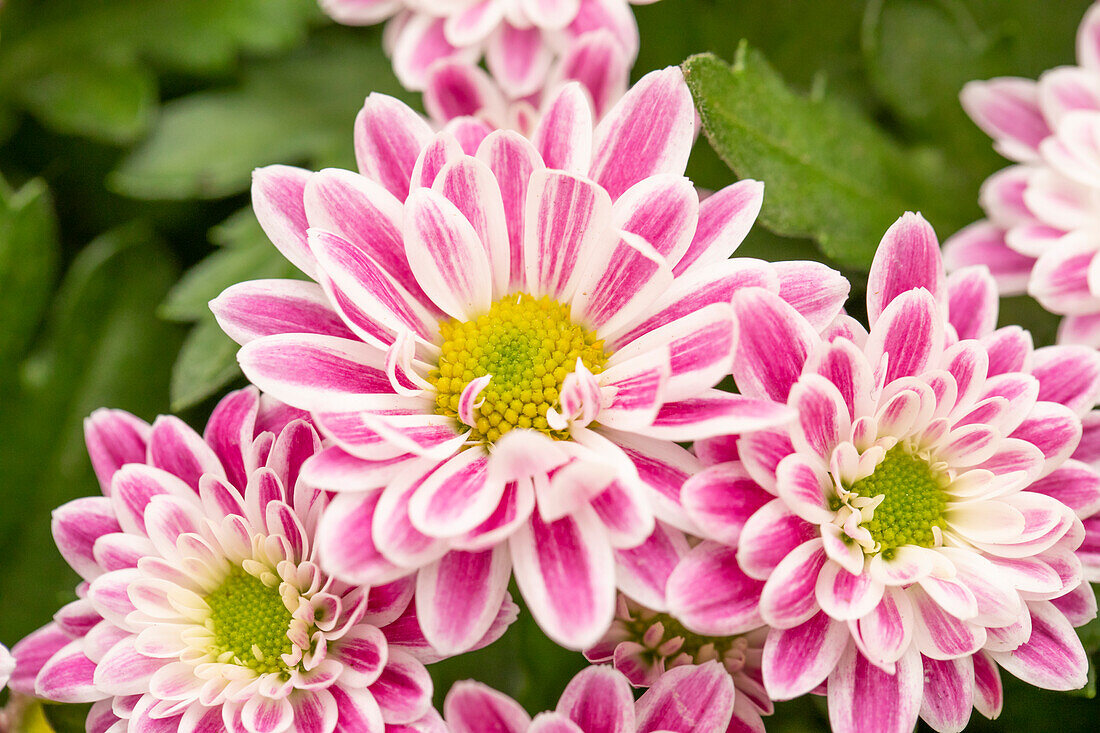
[429,293,610,444]
[205,566,293,675]
[852,445,949,554]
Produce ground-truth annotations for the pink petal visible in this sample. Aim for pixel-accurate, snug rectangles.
[524,168,613,300]
[84,409,149,493]
[634,662,735,733]
[476,130,544,291]
[35,639,105,703]
[867,288,945,383]
[409,448,504,537]
[763,611,848,699]
[988,599,1089,690]
[827,645,922,733]
[486,22,553,99]
[434,157,512,295]
[391,16,467,94]
[444,681,530,733]
[52,497,121,581]
[773,260,850,332]
[590,67,695,200]
[919,656,974,732]
[641,390,795,442]
[1032,344,1100,416]
[666,541,765,636]
[673,179,764,276]
[947,266,999,340]
[251,165,315,277]
[555,29,630,118]
[851,587,914,668]
[960,77,1050,162]
[317,490,409,587]
[681,463,773,546]
[571,232,674,338]
[556,665,634,733]
[510,510,615,649]
[424,59,504,123]
[737,499,816,580]
[942,222,1036,296]
[758,539,828,629]
[354,93,434,199]
[866,212,945,326]
[533,82,594,173]
[731,287,818,402]
[415,546,511,655]
[371,648,433,724]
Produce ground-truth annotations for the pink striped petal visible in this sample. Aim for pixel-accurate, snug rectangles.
[304,168,429,309]
[867,288,945,382]
[524,168,612,300]
[212,279,358,347]
[444,681,530,733]
[371,648,433,724]
[960,77,1049,162]
[731,287,818,402]
[919,657,975,732]
[666,541,766,636]
[354,93,433,199]
[391,15,467,94]
[147,415,223,491]
[416,546,511,655]
[52,497,121,580]
[613,522,689,611]
[9,624,71,696]
[611,174,698,265]
[555,664,633,732]
[942,221,1035,296]
[673,179,764,275]
[911,587,986,660]
[35,639,105,703]
[317,490,409,586]
[1030,233,1100,315]
[434,157,511,295]
[1032,344,1100,416]
[758,539,828,629]
[444,0,506,47]
[109,464,193,536]
[510,510,615,649]
[424,58,505,123]
[737,499,816,579]
[681,463,772,546]
[1029,459,1100,517]
[84,409,149,493]
[641,391,794,442]
[202,387,258,490]
[330,684,385,733]
[571,232,674,338]
[762,612,848,699]
[486,22,553,98]
[867,212,945,325]
[476,130,544,291]
[634,662,735,733]
[555,29,629,118]
[947,266,999,340]
[827,645,922,733]
[409,448,504,537]
[772,260,850,331]
[988,599,1088,690]
[533,82,594,173]
[590,67,694,199]
[252,165,315,277]
[851,587,914,668]
[816,564,884,621]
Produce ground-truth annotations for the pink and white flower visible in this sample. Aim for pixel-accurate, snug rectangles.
[947,3,1100,347]
[670,212,1100,733]
[211,67,850,653]
[585,595,772,733]
[443,661,742,733]
[423,30,630,134]
[319,0,661,96]
[8,388,504,733]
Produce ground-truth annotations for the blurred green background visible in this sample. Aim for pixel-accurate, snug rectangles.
[0,0,1096,730]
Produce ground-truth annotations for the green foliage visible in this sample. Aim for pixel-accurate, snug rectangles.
[0,0,319,144]
[683,47,970,270]
[112,28,416,200]
[0,222,182,645]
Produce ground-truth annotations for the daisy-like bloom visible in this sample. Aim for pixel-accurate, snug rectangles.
[443,661,742,733]
[424,29,629,135]
[947,3,1100,347]
[668,212,1100,733]
[211,67,850,654]
[7,388,501,733]
[585,595,771,733]
[319,0,660,96]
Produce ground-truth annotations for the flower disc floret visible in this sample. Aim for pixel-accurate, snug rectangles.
[849,445,949,554]
[205,566,294,675]
[430,293,609,443]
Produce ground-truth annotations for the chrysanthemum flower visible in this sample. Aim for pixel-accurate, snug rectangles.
[443,661,741,733]
[585,595,771,733]
[947,3,1100,347]
[424,30,629,134]
[211,67,850,653]
[319,0,660,96]
[8,388,501,733]
[668,212,1100,733]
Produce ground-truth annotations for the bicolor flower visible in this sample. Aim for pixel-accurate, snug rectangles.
[443,661,742,733]
[424,30,630,135]
[8,388,505,733]
[319,0,661,96]
[669,212,1100,733]
[585,595,771,733]
[947,3,1100,347]
[211,67,850,653]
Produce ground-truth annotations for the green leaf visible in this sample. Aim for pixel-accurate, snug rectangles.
[112,28,416,200]
[40,702,89,733]
[0,223,182,645]
[682,47,971,270]
[0,178,60,374]
[170,316,245,412]
[0,0,318,142]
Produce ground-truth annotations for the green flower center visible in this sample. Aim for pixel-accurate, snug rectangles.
[851,445,949,554]
[205,566,294,674]
[429,293,610,444]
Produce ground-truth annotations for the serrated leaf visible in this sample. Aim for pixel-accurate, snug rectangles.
[0,178,60,374]
[683,48,971,269]
[0,223,182,644]
[112,29,415,200]
[170,317,244,412]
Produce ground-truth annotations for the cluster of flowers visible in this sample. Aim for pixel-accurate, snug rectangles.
[2,1,1099,732]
